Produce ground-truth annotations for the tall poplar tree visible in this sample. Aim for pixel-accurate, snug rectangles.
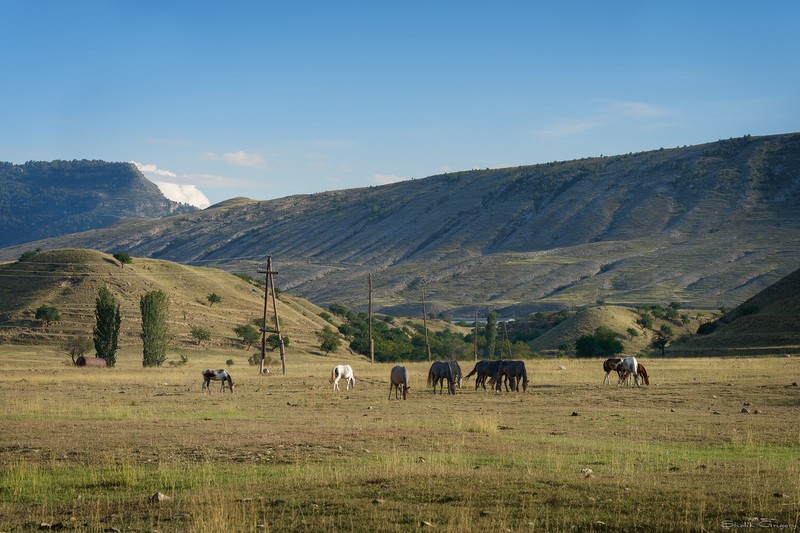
[93,287,121,367]
[140,290,169,367]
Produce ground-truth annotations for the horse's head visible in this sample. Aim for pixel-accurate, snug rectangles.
[402,386,409,400]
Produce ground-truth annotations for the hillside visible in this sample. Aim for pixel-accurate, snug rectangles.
[0,160,197,247]
[526,305,712,356]
[669,266,800,356]
[2,134,800,315]
[0,249,358,362]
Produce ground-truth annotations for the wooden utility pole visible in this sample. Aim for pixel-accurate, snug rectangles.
[258,256,286,375]
[368,273,374,363]
[422,287,431,361]
[473,308,478,361]
[503,321,512,358]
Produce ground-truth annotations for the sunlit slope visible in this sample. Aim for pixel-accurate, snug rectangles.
[0,249,355,360]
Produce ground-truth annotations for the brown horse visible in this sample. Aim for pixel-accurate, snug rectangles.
[618,361,650,386]
[602,357,622,384]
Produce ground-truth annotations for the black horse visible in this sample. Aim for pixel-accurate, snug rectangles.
[464,360,502,391]
[448,361,462,389]
[492,360,528,392]
[427,361,455,395]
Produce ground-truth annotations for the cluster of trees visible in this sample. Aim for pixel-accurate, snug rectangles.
[324,304,535,362]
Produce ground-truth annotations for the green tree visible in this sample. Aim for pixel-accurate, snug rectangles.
[636,313,654,329]
[316,325,341,355]
[206,293,221,306]
[575,327,625,357]
[112,252,132,267]
[652,329,671,356]
[233,324,260,349]
[626,327,639,339]
[35,305,61,326]
[191,326,212,346]
[266,333,290,350]
[140,290,169,367]
[62,336,92,365]
[93,287,121,367]
[485,311,498,359]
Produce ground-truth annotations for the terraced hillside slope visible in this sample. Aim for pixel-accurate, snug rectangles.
[0,160,196,247]
[2,134,799,315]
[669,266,800,356]
[0,249,355,362]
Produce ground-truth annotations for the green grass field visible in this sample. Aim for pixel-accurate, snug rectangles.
[0,347,798,532]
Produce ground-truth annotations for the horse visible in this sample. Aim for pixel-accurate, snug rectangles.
[615,356,639,387]
[427,361,455,395]
[202,369,235,393]
[448,361,463,389]
[620,362,650,386]
[492,360,528,392]
[329,364,355,391]
[75,356,107,368]
[389,366,410,400]
[602,357,623,385]
[464,360,502,391]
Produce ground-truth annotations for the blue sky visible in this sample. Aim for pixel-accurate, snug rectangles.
[1,1,798,208]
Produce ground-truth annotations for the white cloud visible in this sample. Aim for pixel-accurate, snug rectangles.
[370,173,409,185]
[155,182,211,209]
[202,150,267,169]
[130,160,177,178]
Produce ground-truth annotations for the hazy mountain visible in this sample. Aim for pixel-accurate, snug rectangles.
[2,134,799,316]
[0,159,197,247]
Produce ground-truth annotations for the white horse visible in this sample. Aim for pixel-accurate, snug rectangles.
[329,364,355,391]
[615,356,640,387]
[202,369,234,393]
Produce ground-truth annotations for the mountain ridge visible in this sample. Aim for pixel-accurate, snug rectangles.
[2,134,799,316]
[0,160,197,247]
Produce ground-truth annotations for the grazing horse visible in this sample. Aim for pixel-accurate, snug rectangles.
[621,363,650,386]
[202,369,234,393]
[389,365,410,400]
[75,356,107,368]
[329,364,355,391]
[493,360,528,392]
[602,357,623,385]
[464,360,502,391]
[427,361,455,395]
[448,361,463,389]
[615,356,639,387]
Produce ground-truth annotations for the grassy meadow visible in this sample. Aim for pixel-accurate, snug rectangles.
[0,346,798,532]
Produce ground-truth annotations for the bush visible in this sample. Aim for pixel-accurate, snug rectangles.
[226,359,234,366]
[697,322,718,335]
[35,305,61,326]
[575,327,624,358]
[190,326,212,345]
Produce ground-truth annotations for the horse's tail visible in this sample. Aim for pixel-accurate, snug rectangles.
[427,368,433,387]
[330,367,336,383]
[464,365,478,380]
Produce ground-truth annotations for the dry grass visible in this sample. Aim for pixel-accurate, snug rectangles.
[0,347,798,532]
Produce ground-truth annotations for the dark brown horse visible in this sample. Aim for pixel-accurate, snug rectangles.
[602,357,623,385]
